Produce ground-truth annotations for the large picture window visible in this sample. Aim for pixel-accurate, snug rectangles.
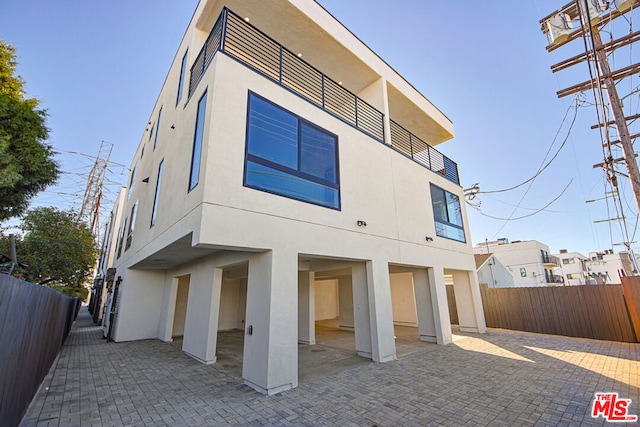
[244,93,340,209]
[430,184,465,242]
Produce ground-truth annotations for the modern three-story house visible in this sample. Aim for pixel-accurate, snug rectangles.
[98,0,486,395]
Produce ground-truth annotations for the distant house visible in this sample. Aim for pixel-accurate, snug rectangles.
[473,239,563,287]
[585,250,639,284]
[552,250,588,285]
[474,253,514,288]
[96,0,486,395]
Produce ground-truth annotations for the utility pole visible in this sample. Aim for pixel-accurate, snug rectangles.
[581,4,640,215]
[541,0,640,274]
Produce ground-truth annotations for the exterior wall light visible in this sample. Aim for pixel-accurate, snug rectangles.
[141,177,150,183]
[244,16,250,22]
[297,52,303,58]
[357,220,367,227]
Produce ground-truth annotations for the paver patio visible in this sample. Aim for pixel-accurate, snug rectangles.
[20,306,639,426]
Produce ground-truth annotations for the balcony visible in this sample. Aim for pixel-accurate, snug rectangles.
[188,8,460,185]
[541,253,561,268]
[545,272,564,285]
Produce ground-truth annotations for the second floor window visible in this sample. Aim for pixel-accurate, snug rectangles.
[243,92,340,210]
[189,91,208,191]
[154,107,162,150]
[430,184,465,242]
[151,159,164,227]
[128,163,137,199]
[125,202,137,251]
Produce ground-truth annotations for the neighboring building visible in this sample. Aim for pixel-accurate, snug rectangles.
[553,250,588,286]
[473,239,563,287]
[474,253,514,288]
[89,188,126,329]
[585,250,639,284]
[99,0,485,395]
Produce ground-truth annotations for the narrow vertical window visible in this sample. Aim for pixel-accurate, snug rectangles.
[176,50,188,106]
[128,163,137,199]
[154,107,162,150]
[125,202,137,251]
[151,159,164,227]
[189,91,207,191]
[116,218,127,259]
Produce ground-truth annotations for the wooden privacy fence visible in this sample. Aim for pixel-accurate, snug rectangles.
[477,283,637,343]
[0,274,80,427]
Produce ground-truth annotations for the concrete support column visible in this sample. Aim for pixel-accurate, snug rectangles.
[352,264,372,358]
[429,266,453,345]
[243,250,298,395]
[298,271,315,345]
[338,275,354,331]
[182,266,223,364]
[365,260,396,362]
[451,270,487,334]
[159,277,179,342]
[413,268,437,343]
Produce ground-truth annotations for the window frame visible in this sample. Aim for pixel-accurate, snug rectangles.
[243,91,341,210]
[151,159,164,227]
[127,162,137,199]
[125,201,138,251]
[116,218,127,259]
[154,107,162,150]
[176,49,188,106]
[188,91,208,192]
[430,183,466,243]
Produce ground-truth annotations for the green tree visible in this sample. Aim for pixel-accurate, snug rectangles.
[9,207,98,299]
[0,39,58,221]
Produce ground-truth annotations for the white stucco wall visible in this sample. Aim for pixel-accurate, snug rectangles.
[390,272,418,326]
[314,279,339,321]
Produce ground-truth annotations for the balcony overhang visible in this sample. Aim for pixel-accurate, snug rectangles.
[193,0,453,144]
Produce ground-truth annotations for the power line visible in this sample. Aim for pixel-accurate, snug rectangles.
[471,179,573,222]
[480,97,579,194]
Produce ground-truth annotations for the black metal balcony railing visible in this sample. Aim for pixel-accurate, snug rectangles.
[541,253,561,267]
[188,8,460,185]
[390,120,459,185]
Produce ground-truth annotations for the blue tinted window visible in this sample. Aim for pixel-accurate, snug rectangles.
[301,123,337,182]
[244,93,339,210]
[245,161,340,209]
[189,92,207,191]
[247,95,298,169]
[176,50,188,106]
[151,159,164,227]
[430,184,465,242]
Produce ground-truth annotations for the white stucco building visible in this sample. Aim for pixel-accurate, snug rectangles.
[585,250,639,284]
[99,0,485,395]
[552,250,588,286]
[473,239,563,287]
[474,253,514,288]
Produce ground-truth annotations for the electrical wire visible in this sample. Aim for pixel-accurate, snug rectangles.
[480,98,579,194]
[471,179,573,221]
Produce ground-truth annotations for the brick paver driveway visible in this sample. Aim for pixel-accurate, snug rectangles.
[21,307,639,426]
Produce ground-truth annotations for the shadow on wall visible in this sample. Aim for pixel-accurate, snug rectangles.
[0,274,80,427]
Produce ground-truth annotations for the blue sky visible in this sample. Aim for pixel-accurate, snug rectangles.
[1,0,638,256]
